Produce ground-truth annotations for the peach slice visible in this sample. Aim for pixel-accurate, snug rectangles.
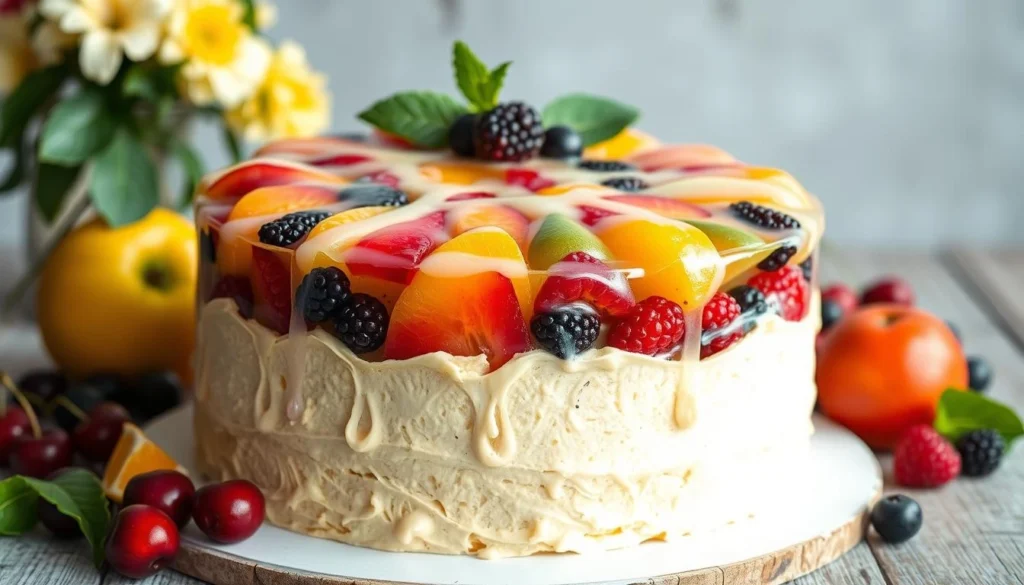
[419,162,505,185]
[628,144,736,172]
[450,205,530,252]
[346,211,447,284]
[583,128,660,160]
[204,160,346,200]
[604,195,711,220]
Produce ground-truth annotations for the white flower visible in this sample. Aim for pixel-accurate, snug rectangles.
[39,0,172,85]
[159,0,270,108]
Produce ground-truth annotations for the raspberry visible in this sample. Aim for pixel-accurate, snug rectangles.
[296,267,351,323]
[251,248,293,334]
[894,425,961,488]
[749,265,808,321]
[956,429,1004,477]
[210,276,254,318]
[608,296,686,356]
[338,184,408,208]
[334,293,389,353]
[474,102,544,162]
[700,292,743,358]
[600,177,649,192]
[531,308,600,359]
[757,245,797,272]
[534,252,636,317]
[258,210,331,247]
[578,160,636,172]
[729,201,801,230]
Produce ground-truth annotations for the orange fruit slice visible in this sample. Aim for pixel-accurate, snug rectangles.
[103,423,186,502]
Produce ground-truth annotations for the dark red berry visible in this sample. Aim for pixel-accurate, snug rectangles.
[860,277,915,306]
[123,470,196,529]
[72,402,130,463]
[10,429,73,478]
[0,406,31,465]
[701,292,743,358]
[106,505,180,579]
[192,480,265,544]
[608,296,687,356]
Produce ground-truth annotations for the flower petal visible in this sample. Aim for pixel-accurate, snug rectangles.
[119,22,160,60]
[79,29,122,84]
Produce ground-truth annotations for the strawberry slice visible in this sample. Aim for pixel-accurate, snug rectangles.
[578,205,620,227]
[250,247,293,334]
[346,211,447,284]
[534,252,635,317]
[505,168,556,192]
[206,161,345,200]
[310,153,373,167]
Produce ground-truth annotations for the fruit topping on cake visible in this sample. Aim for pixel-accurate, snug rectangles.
[334,293,390,354]
[539,126,583,160]
[528,213,611,270]
[450,205,530,252]
[474,102,545,162]
[205,160,346,200]
[748,265,808,322]
[258,211,331,247]
[531,307,600,359]
[295,266,351,323]
[577,160,637,172]
[607,296,686,356]
[250,247,294,334]
[345,211,448,284]
[337,184,409,208]
[700,292,744,358]
[534,252,635,317]
[605,195,711,220]
[729,200,801,231]
[600,177,650,192]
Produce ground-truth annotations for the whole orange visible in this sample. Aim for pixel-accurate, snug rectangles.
[816,304,967,450]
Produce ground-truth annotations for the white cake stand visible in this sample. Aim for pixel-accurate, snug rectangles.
[146,406,882,585]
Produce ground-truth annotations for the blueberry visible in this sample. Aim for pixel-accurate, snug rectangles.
[540,126,583,160]
[113,371,183,423]
[448,114,477,157]
[17,370,67,403]
[820,298,844,330]
[870,494,922,544]
[53,383,108,431]
[967,356,992,392]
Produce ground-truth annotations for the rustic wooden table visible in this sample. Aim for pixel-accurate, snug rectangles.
[1,249,1022,585]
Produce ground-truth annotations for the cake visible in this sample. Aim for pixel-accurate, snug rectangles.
[192,59,823,559]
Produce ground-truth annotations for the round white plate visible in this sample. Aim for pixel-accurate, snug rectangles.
[147,406,881,585]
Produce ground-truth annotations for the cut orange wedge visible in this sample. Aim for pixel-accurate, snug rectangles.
[102,423,186,502]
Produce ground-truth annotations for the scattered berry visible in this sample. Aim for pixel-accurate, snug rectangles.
[17,371,67,403]
[820,298,844,331]
[822,283,858,315]
[448,113,477,157]
[531,308,600,359]
[10,429,73,478]
[123,470,196,529]
[956,429,1004,477]
[966,356,992,393]
[113,372,184,423]
[334,294,389,354]
[258,210,331,247]
[296,267,351,323]
[534,252,636,317]
[474,102,544,162]
[193,479,266,544]
[600,177,649,192]
[729,201,801,230]
[861,277,915,306]
[757,245,798,272]
[539,125,583,159]
[701,292,743,358]
[210,276,254,317]
[893,425,961,488]
[608,296,686,356]
[749,265,808,321]
[0,406,30,465]
[338,184,409,208]
[800,256,813,281]
[38,469,84,539]
[72,402,130,463]
[870,494,922,544]
[106,505,180,579]
[577,160,636,172]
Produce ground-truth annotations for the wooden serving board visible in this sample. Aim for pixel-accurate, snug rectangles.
[147,407,882,585]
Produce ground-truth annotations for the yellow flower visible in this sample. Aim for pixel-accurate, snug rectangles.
[39,0,172,85]
[227,40,329,142]
[160,0,270,108]
[0,13,35,93]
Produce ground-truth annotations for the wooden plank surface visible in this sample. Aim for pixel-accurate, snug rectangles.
[947,249,1024,349]
[0,530,102,585]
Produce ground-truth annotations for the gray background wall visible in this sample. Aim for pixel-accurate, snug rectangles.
[1,0,1022,248]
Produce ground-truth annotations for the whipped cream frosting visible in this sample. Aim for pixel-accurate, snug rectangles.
[193,298,818,558]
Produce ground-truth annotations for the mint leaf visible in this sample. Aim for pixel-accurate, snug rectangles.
[934,388,1024,447]
[39,88,117,165]
[24,470,110,568]
[0,64,66,149]
[358,91,468,149]
[482,61,511,109]
[90,129,159,227]
[35,163,82,223]
[452,41,509,111]
[0,477,39,535]
[542,93,639,146]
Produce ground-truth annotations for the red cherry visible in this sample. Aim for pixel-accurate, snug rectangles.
[10,429,73,478]
[72,402,130,463]
[106,505,180,579]
[821,283,859,314]
[38,468,83,539]
[0,406,31,465]
[861,277,915,306]
[124,470,196,529]
[192,480,265,544]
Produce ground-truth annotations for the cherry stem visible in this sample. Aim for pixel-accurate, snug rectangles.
[52,395,88,423]
[0,372,42,439]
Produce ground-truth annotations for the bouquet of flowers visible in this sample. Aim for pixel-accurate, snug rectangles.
[0,0,330,228]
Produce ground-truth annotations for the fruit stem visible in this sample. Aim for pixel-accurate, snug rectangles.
[52,395,88,423]
[0,372,42,439]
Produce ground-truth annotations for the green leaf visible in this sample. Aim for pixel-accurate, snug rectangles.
[239,0,257,30]
[23,470,111,568]
[358,91,468,149]
[122,64,182,102]
[0,64,66,149]
[0,144,28,195]
[39,89,117,165]
[451,41,509,111]
[0,477,39,535]
[89,130,159,227]
[482,61,511,109]
[222,125,243,163]
[172,139,205,207]
[542,93,639,146]
[934,388,1024,447]
[35,163,82,223]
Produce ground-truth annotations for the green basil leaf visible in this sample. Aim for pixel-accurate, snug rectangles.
[23,470,110,568]
[358,91,468,149]
[453,41,491,111]
[35,163,82,223]
[89,130,159,227]
[39,89,117,165]
[0,477,39,535]
[0,64,66,149]
[172,139,205,207]
[542,93,639,146]
[934,388,1024,447]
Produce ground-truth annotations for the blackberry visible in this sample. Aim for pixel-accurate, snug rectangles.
[967,356,992,392]
[729,201,801,230]
[956,429,1004,477]
[200,230,216,263]
[600,177,649,192]
[338,184,408,208]
[800,256,813,281]
[448,114,477,157]
[757,245,798,272]
[334,293,389,353]
[728,285,769,316]
[539,126,583,160]
[577,160,636,172]
[474,102,544,162]
[296,267,352,323]
[531,308,600,359]
[258,210,330,247]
